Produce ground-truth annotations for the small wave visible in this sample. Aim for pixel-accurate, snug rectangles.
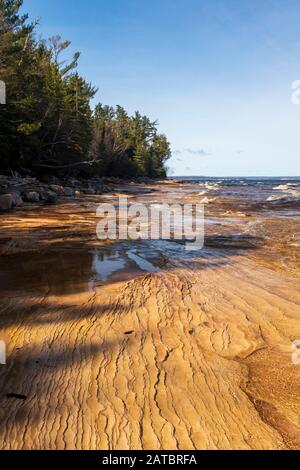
[286,189,300,199]
[203,183,220,191]
[221,211,247,218]
[273,183,299,191]
[268,183,300,204]
[267,194,300,205]
[267,195,288,202]
[200,197,217,204]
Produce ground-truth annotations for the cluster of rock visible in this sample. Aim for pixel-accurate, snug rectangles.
[0,175,116,212]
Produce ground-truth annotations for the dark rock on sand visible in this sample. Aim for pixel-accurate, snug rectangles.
[63,187,74,197]
[0,194,13,211]
[39,189,59,204]
[10,192,23,207]
[49,184,68,196]
[23,191,40,203]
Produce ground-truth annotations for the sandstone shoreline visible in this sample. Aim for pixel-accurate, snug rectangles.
[0,181,299,450]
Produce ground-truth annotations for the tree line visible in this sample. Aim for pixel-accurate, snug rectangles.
[0,0,171,178]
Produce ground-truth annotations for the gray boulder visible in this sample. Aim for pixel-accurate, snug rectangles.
[82,187,96,195]
[69,178,81,188]
[23,191,40,203]
[0,194,13,211]
[10,192,23,207]
[63,187,74,197]
[49,184,65,196]
[39,189,58,204]
[0,184,9,194]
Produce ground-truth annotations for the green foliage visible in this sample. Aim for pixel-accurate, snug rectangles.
[90,104,171,178]
[0,1,171,178]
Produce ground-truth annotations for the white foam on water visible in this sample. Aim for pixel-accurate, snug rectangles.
[203,183,220,191]
[200,197,217,204]
[268,183,300,203]
[273,183,299,191]
[267,195,288,202]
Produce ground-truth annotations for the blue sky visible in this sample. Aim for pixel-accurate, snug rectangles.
[23,0,300,176]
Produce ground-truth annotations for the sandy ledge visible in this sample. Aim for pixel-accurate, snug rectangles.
[0,181,299,450]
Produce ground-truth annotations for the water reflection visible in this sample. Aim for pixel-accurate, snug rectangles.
[91,251,126,282]
[90,247,160,287]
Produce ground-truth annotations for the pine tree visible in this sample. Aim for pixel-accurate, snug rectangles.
[0,1,171,178]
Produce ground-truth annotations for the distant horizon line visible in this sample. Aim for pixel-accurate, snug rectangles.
[170,175,300,179]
